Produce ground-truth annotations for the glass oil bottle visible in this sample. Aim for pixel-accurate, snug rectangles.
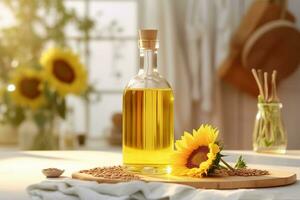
[122,30,174,174]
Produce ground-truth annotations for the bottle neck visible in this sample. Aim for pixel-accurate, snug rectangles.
[139,49,157,75]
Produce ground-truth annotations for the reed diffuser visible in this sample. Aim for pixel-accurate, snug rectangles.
[251,69,287,154]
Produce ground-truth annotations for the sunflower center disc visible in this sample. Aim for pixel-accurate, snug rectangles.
[53,59,75,83]
[19,78,41,99]
[186,146,209,169]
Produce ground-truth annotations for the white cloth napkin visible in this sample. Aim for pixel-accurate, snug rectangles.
[27,179,276,200]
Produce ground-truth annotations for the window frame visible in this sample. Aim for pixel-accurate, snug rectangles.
[65,0,140,137]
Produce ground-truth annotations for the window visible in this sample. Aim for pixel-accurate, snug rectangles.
[0,0,138,139]
[65,0,139,138]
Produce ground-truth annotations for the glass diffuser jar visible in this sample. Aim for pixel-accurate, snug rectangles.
[253,102,287,154]
[122,30,174,174]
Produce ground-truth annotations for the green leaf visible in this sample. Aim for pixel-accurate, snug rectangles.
[208,152,223,174]
[55,96,66,119]
[234,155,247,169]
[264,139,274,147]
[5,106,25,126]
[33,111,47,130]
[44,84,56,104]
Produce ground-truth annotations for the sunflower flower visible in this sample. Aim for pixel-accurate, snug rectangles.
[171,125,220,177]
[10,68,45,109]
[40,47,87,96]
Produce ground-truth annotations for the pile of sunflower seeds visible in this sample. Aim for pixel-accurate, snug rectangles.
[211,168,269,177]
[79,166,141,181]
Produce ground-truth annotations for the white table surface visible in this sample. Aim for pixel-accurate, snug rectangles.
[0,150,299,200]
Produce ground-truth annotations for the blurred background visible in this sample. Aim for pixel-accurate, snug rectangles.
[0,0,299,151]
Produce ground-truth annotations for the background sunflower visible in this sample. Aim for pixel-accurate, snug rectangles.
[10,69,45,109]
[171,125,221,177]
[40,47,87,96]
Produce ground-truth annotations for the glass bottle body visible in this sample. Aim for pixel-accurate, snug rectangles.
[122,49,174,174]
[253,103,287,154]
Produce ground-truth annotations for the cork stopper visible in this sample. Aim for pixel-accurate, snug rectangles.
[138,29,159,49]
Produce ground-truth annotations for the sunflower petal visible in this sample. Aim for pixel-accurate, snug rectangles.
[192,129,198,137]
[209,143,220,154]
[175,140,188,151]
[182,131,200,149]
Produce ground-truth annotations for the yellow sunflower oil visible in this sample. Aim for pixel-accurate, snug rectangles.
[122,30,174,174]
[123,88,174,173]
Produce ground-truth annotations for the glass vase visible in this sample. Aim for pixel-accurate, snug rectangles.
[19,118,59,150]
[31,129,59,150]
[253,102,287,154]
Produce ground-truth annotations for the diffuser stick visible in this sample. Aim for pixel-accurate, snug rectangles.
[258,69,263,89]
[252,69,265,100]
[271,70,279,102]
[264,72,268,101]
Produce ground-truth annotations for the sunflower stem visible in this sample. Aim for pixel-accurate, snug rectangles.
[220,158,235,171]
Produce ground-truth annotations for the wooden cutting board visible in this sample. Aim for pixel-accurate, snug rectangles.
[72,169,296,189]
